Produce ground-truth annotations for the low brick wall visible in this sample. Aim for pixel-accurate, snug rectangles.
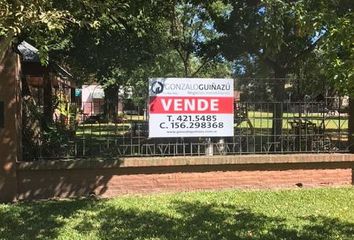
[16,154,354,200]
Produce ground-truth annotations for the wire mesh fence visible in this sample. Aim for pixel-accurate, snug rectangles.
[36,102,350,159]
[30,78,351,159]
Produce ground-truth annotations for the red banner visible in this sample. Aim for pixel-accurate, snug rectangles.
[149,96,233,114]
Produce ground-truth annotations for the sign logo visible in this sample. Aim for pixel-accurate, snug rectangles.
[151,81,164,94]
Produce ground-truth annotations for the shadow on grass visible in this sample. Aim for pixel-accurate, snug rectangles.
[90,200,354,240]
[0,199,94,239]
[1,199,354,240]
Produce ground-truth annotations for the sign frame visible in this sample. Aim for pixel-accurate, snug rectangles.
[148,78,234,138]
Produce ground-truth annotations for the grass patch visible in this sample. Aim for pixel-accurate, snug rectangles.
[1,187,354,239]
[76,113,348,138]
[241,111,348,130]
[237,118,348,130]
[76,123,131,137]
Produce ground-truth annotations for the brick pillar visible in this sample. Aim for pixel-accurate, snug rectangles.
[0,43,21,202]
[349,98,354,185]
[349,98,354,153]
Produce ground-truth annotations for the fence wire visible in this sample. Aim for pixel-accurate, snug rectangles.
[32,78,351,159]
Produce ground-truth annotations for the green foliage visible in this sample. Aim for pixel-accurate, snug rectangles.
[0,0,76,63]
[2,0,352,96]
[0,1,70,36]
[320,14,354,96]
[207,0,353,89]
[58,1,170,84]
[22,95,75,160]
[166,0,232,77]
[41,121,74,158]
[1,188,354,239]
[22,97,43,160]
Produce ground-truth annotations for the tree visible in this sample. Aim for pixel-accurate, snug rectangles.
[206,0,353,140]
[62,0,171,118]
[0,0,81,64]
[63,0,232,117]
[163,0,232,78]
[319,7,354,96]
[17,0,171,119]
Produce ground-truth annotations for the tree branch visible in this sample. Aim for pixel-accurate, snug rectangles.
[191,58,212,77]
[174,46,189,76]
[290,31,327,65]
[107,15,130,31]
[258,54,280,71]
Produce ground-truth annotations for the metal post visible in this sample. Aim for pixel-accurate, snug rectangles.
[205,137,213,156]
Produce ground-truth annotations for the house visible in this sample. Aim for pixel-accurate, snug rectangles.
[81,84,105,117]
[80,84,128,119]
[17,41,76,123]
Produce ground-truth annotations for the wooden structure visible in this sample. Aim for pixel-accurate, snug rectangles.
[18,41,76,123]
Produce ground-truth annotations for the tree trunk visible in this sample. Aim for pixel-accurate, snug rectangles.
[43,70,53,126]
[183,60,188,77]
[104,85,119,121]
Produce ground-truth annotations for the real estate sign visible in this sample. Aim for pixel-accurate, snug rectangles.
[148,78,234,138]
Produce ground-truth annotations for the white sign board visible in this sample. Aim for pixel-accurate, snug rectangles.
[148,78,234,138]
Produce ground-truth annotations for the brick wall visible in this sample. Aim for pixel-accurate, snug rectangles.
[0,43,21,203]
[16,154,354,200]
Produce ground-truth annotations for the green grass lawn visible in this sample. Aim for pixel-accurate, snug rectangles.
[76,114,348,138]
[1,187,354,240]
[76,123,131,137]
[238,111,348,130]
